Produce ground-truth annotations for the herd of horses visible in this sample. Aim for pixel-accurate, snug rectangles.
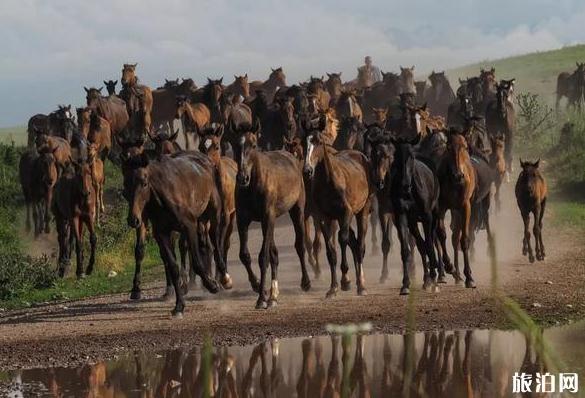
[19,62,552,316]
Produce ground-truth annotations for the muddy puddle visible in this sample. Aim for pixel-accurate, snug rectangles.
[1,322,584,397]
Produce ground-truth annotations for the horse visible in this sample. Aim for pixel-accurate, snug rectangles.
[371,108,389,127]
[415,80,427,105]
[399,66,416,94]
[27,105,76,148]
[361,72,401,123]
[425,71,456,119]
[489,135,507,211]
[435,128,477,288]
[556,62,585,110]
[119,63,154,137]
[249,67,287,103]
[325,72,343,105]
[52,161,97,278]
[127,151,233,316]
[199,125,237,266]
[334,90,362,121]
[479,67,497,106]
[233,119,311,308]
[175,95,211,149]
[334,116,365,151]
[87,143,105,225]
[152,79,198,139]
[35,134,72,174]
[256,95,297,151]
[303,126,373,298]
[485,79,516,173]
[85,87,130,139]
[307,76,331,112]
[225,74,250,100]
[77,107,112,161]
[515,159,547,263]
[104,80,118,96]
[371,132,441,294]
[19,150,52,237]
[222,99,253,154]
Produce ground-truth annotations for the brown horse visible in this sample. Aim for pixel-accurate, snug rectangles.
[303,126,373,297]
[77,107,112,161]
[307,77,331,112]
[489,136,506,211]
[199,125,237,265]
[425,71,456,119]
[485,79,516,173]
[127,152,232,316]
[148,128,180,157]
[52,161,97,278]
[152,79,198,136]
[233,119,311,308]
[35,134,72,174]
[371,107,389,127]
[436,128,477,287]
[480,67,497,107]
[399,66,416,94]
[325,72,343,104]
[87,143,105,225]
[334,90,362,121]
[225,74,251,100]
[515,159,547,263]
[85,87,129,138]
[249,67,287,103]
[119,63,154,137]
[175,95,211,148]
[27,105,77,148]
[556,62,585,110]
[20,150,54,236]
[361,72,401,124]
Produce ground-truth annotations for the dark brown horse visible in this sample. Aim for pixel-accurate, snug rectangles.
[515,159,547,263]
[148,128,180,157]
[249,67,287,103]
[334,116,365,151]
[425,71,456,119]
[307,76,331,112]
[85,86,129,138]
[334,90,362,121]
[20,150,55,236]
[27,105,76,148]
[225,74,251,100]
[556,62,585,110]
[127,152,232,316]
[233,119,311,308]
[119,63,154,137]
[325,72,343,105]
[303,126,373,297]
[256,95,297,151]
[485,79,516,173]
[415,80,427,104]
[435,128,477,288]
[52,161,97,278]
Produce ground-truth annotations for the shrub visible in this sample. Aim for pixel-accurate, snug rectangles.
[0,253,56,300]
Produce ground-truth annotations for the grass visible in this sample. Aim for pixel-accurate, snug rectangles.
[0,126,26,146]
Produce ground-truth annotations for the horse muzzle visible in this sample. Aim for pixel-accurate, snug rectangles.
[303,165,314,179]
[237,173,251,187]
[127,215,141,229]
[377,180,385,190]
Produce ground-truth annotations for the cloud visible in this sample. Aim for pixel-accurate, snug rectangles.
[0,0,583,126]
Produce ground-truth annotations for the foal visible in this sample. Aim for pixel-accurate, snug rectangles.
[515,160,547,263]
[234,119,311,309]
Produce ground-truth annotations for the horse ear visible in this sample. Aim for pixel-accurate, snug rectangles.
[338,72,342,77]
[534,159,540,168]
[113,80,117,85]
[132,63,138,68]
[244,73,248,78]
[98,87,103,93]
[421,103,428,111]
[84,87,90,93]
[218,77,223,84]
[207,78,213,84]
[103,80,108,86]
[509,78,516,85]
[169,129,179,142]
[411,65,415,70]
[216,124,225,139]
[326,73,331,78]
[491,67,495,73]
[271,67,276,72]
[519,158,526,168]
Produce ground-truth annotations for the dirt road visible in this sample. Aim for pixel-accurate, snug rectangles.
[1,184,584,370]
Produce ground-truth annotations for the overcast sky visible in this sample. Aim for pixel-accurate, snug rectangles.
[1,0,584,127]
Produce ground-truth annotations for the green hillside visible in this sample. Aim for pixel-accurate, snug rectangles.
[447,44,585,103]
[0,126,27,146]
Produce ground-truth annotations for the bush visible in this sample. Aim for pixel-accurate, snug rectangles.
[0,253,56,300]
[515,92,557,154]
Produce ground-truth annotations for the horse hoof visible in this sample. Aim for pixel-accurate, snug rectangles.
[340,278,351,291]
[130,290,142,300]
[357,287,368,296]
[422,282,431,291]
[255,299,268,310]
[171,310,184,319]
[203,279,220,294]
[268,299,278,308]
[432,284,441,293]
[221,274,233,290]
[529,255,535,264]
[325,288,338,299]
[522,248,528,256]
[437,275,447,284]
[400,287,410,296]
[465,280,476,289]
[301,278,311,292]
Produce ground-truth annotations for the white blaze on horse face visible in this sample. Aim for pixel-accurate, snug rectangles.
[306,136,316,169]
[415,112,422,134]
[348,96,354,116]
[204,138,213,150]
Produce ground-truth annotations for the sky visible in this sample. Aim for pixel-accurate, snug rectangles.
[1,0,585,127]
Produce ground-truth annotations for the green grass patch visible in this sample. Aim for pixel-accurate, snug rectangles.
[550,201,585,230]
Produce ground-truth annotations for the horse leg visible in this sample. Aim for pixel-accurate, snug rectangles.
[86,219,97,276]
[396,213,413,295]
[178,233,192,288]
[322,219,339,298]
[538,198,547,260]
[186,223,219,294]
[223,212,235,264]
[312,218,323,278]
[154,229,185,317]
[32,202,40,238]
[237,215,260,292]
[72,217,85,279]
[210,211,232,289]
[268,241,280,308]
[257,214,276,309]
[338,213,353,292]
[433,212,447,284]
[436,211,453,275]
[303,215,316,275]
[131,224,147,300]
[451,212,463,284]
[25,201,31,233]
[461,203,476,289]
[379,212,392,283]
[289,204,311,292]
[504,129,513,174]
[495,178,502,213]
[370,200,379,255]
[353,207,369,296]
[521,210,534,263]
[44,191,52,234]
[408,218,430,290]
[56,217,69,277]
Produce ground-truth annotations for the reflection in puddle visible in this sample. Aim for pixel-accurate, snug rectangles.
[2,324,584,397]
